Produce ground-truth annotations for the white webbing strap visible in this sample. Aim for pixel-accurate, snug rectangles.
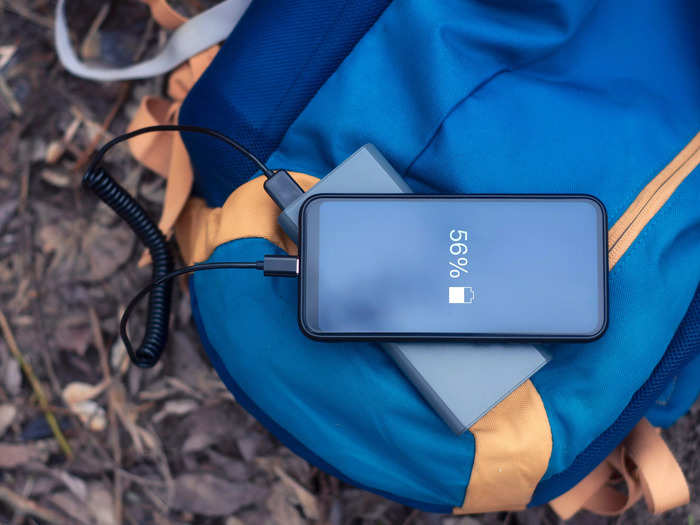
[54,0,251,81]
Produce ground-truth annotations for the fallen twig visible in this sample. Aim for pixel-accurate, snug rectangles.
[0,309,73,459]
[0,75,22,116]
[46,115,83,165]
[0,45,17,71]
[80,3,111,60]
[73,82,131,173]
[7,477,32,525]
[0,485,72,525]
[23,198,62,396]
[89,307,124,524]
[18,162,29,213]
[1,0,54,30]
[73,17,156,173]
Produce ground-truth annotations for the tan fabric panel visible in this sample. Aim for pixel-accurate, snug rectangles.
[126,46,219,267]
[454,380,552,514]
[175,173,319,265]
[140,0,187,30]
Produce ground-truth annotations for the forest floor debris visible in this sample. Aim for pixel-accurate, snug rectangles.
[0,2,697,524]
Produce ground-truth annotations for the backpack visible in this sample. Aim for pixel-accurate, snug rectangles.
[57,0,700,518]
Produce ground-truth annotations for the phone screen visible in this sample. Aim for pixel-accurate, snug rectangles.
[299,195,607,341]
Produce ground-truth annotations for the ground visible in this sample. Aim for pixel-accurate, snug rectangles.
[0,1,697,524]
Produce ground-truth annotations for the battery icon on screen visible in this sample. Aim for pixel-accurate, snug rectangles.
[449,286,475,304]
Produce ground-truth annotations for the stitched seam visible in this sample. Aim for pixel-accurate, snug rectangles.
[403,2,600,180]
[609,145,700,269]
[609,133,700,246]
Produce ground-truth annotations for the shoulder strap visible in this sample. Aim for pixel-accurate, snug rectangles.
[54,0,250,81]
[140,0,187,30]
[550,419,689,519]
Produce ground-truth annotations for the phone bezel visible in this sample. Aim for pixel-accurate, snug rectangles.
[298,193,609,343]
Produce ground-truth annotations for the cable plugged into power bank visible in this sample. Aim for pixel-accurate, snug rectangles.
[83,125,300,368]
[263,169,305,210]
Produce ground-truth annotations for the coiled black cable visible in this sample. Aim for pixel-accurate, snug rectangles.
[83,125,274,368]
[119,261,263,367]
[83,167,173,368]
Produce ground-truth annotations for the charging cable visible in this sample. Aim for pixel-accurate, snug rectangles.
[83,125,302,368]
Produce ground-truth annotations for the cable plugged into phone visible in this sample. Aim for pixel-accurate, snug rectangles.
[83,125,300,368]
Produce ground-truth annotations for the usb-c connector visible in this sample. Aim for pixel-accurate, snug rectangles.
[263,255,299,277]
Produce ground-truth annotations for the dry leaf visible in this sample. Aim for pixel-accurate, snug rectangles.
[136,426,160,453]
[87,484,117,525]
[182,432,215,454]
[81,223,134,281]
[55,315,92,355]
[37,224,63,254]
[180,405,242,454]
[69,400,107,432]
[0,404,16,437]
[205,450,249,481]
[55,471,88,501]
[0,201,17,231]
[0,45,17,70]
[80,32,101,61]
[45,116,82,165]
[37,221,83,278]
[3,358,21,396]
[0,443,46,467]
[28,476,60,497]
[266,482,305,525]
[172,473,268,516]
[274,465,320,520]
[111,383,146,455]
[111,385,161,455]
[237,435,260,462]
[41,168,72,188]
[441,517,483,525]
[62,381,107,405]
[168,330,210,389]
[45,142,65,164]
[110,337,128,373]
[153,399,199,423]
[79,4,109,60]
[49,492,92,525]
[7,278,32,312]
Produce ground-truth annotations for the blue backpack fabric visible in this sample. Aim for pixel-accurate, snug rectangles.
[646,351,700,429]
[179,0,391,206]
[179,0,700,513]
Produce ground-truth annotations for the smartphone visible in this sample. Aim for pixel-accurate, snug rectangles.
[298,194,608,342]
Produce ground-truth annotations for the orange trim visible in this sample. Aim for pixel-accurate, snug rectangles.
[608,132,700,269]
[175,174,319,265]
[454,380,552,514]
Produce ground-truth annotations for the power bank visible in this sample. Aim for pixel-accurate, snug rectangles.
[278,145,550,434]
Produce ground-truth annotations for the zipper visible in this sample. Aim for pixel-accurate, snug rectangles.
[608,133,700,269]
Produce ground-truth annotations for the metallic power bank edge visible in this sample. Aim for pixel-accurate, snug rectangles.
[278,144,549,434]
